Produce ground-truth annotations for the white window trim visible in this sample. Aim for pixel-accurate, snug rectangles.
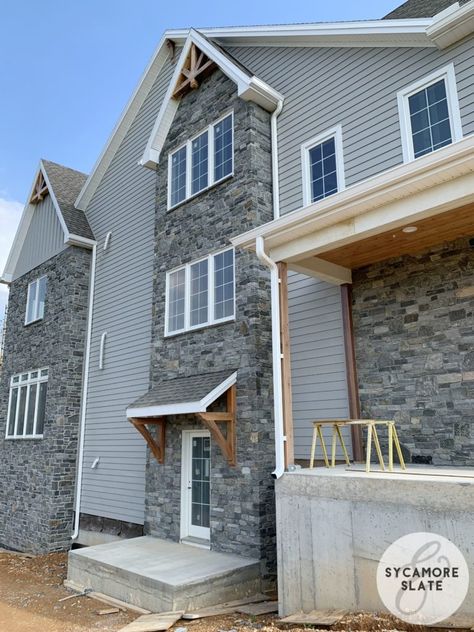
[397,63,463,163]
[167,111,234,210]
[25,275,47,325]
[165,247,235,337]
[301,125,345,207]
[5,368,48,439]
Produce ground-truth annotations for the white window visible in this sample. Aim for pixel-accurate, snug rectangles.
[165,248,235,335]
[168,113,234,209]
[25,276,47,325]
[398,64,462,162]
[6,368,48,439]
[302,125,345,206]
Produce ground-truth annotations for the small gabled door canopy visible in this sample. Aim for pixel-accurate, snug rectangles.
[140,29,283,169]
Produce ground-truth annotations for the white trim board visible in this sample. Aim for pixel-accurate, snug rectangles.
[126,371,237,418]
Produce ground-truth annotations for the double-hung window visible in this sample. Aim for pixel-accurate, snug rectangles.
[166,248,235,335]
[302,125,345,206]
[25,276,47,325]
[6,368,48,439]
[168,113,234,209]
[398,64,462,162]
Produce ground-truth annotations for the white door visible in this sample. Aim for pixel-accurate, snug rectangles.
[181,430,211,542]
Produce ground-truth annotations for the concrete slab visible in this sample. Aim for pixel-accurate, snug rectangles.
[68,536,261,613]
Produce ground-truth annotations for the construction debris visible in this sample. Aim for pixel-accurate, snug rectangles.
[183,594,268,620]
[118,610,184,632]
[88,591,151,614]
[97,607,121,615]
[279,609,347,626]
[236,602,278,616]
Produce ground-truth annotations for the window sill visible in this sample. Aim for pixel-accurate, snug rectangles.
[24,317,44,327]
[5,435,44,441]
[167,173,233,213]
[164,316,235,339]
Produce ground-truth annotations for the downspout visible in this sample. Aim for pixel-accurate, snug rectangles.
[71,243,97,541]
[256,236,285,479]
[271,99,283,220]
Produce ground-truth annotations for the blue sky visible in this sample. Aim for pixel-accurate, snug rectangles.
[0,0,399,316]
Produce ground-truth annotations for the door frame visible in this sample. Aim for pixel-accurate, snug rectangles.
[180,429,211,543]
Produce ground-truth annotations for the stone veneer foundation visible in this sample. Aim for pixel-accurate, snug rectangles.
[0,246,91,552]
[352,237,474,466]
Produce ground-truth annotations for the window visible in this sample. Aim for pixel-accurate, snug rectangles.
[302,126,345,206]
[168,113,233,208]
[25,276,47,325]
[6,368,48,439]
[398,64,462,162]
[166,248,235,335]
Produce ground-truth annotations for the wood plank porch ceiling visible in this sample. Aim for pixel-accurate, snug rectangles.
[317,201,474,269]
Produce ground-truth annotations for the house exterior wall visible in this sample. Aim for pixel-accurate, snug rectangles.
[146,69,276,581]
[13,195,66,280]
[0,246,91,552]
[352,237,474,466]
[227,34,474,215]
[79,54,177,526]
[288,272,351,460]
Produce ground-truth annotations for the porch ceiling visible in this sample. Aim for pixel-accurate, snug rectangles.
[317,201,474,269]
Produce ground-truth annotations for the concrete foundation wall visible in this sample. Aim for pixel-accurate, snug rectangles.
[276,469,474,617]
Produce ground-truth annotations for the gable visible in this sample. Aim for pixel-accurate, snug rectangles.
[12,194,67,281]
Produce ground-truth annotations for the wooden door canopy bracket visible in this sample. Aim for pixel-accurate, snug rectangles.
[129,417,166,464]
[197,384,236,466]
[172,43,217,99]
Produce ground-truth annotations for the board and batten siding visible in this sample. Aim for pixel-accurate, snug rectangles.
[80,56,177,525]
[13,196,66,280]
[228,35,474,216]
[288,272,351,460]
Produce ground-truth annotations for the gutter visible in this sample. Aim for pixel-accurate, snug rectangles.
[71,243,97,541]
[271,98,283,219]
[256,236,285,479]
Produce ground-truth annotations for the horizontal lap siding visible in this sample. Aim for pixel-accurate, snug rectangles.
[80,57,176,524]
[288,272,351,460]
[13,196,66,280]
[228,36,474,216]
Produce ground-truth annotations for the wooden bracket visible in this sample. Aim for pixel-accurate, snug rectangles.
[30,171,49,205]
[197,385,236,466]
[129,417,166,464]
[172,43,217,99]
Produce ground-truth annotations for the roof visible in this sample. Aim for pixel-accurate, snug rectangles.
[41,160,94,240]
[384,0,468,18]
[126,370,237,418]
[75,18,433,209]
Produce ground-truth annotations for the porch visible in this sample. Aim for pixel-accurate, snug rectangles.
[67,536,261,613]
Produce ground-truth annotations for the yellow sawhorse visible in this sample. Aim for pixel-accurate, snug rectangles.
[309,419,407,473]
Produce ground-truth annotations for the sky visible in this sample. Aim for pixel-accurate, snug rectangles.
[0,0,400,317]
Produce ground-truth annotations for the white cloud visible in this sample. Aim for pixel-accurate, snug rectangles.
[0,198,23,319]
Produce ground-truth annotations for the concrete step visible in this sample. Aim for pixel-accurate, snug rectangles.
[68,536,261,612]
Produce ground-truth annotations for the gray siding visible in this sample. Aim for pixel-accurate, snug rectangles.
[13,196,66,280]
[288,272,351,460]
[228,35,474,215]
[80,57,176,524]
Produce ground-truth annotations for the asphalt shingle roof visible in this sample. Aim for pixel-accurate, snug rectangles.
[384,0,468,19]
[129,370,236,410]
[41,159,94,240]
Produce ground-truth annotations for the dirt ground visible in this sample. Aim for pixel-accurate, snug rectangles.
[0,550,462,632]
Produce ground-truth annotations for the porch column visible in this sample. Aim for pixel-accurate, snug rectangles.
[341,284,364,462]
[278,262,295,467]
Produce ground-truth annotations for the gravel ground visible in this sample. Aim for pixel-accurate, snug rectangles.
[0,550,459,632]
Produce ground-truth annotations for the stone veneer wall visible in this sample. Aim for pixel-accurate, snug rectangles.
[352,237,474,466]
[0,246,91,552]
[146,69,276,581]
